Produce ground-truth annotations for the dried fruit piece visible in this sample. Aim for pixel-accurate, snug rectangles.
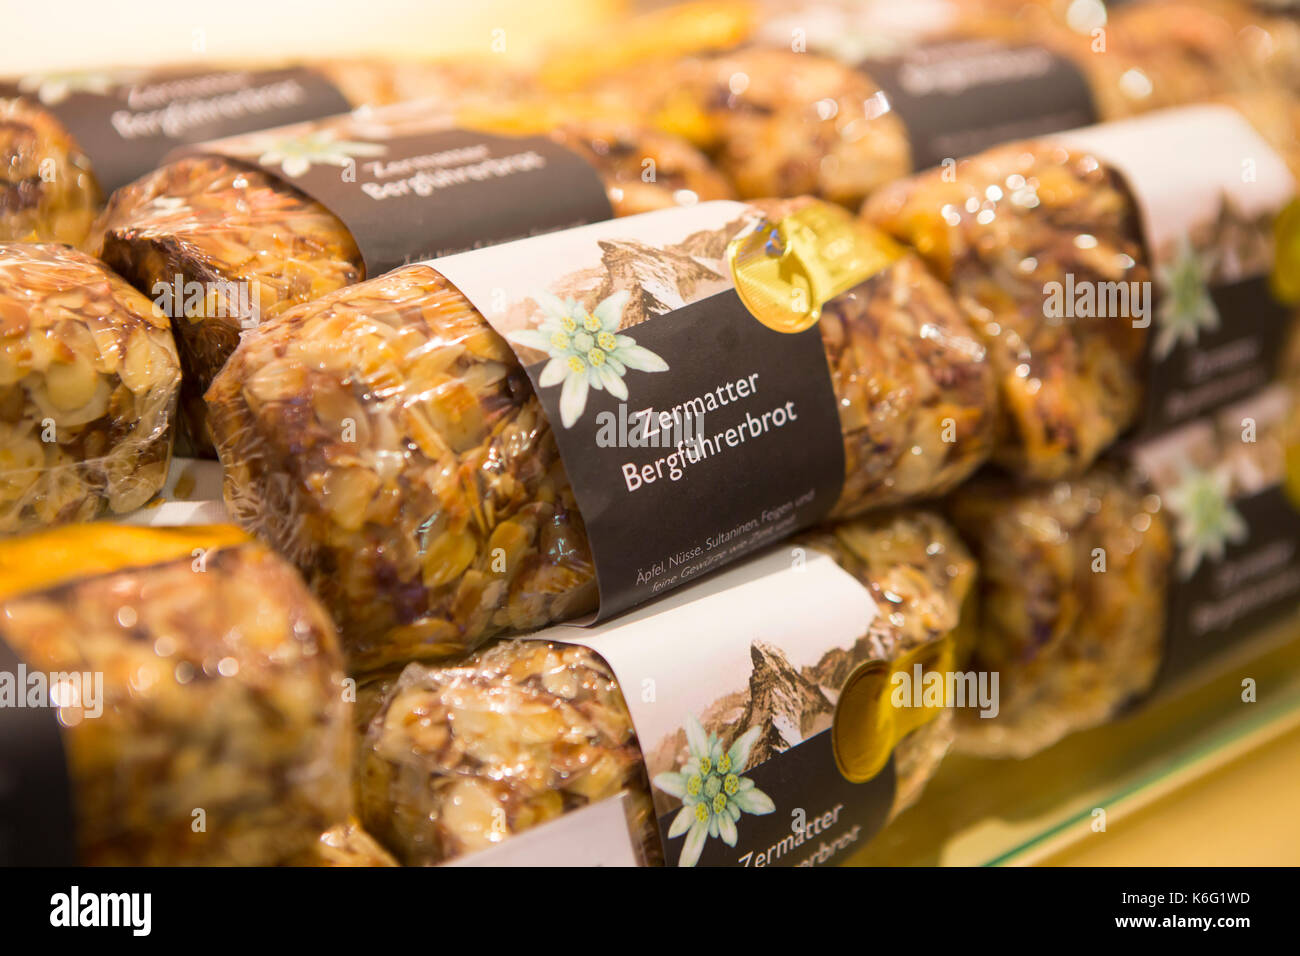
[357,510,975,865]
[0,524,352,865]
[207,228,994,669]
[0,242,181,533]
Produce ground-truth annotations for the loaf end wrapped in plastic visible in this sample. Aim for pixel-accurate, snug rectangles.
[355,509,975,866]
[863,140,1150,480]
[0,98,101,246]
[0,523,352,865]
[205,210,994,669]
[90,117,733,452]
[0,242,181,533]
[946,469,1172,758]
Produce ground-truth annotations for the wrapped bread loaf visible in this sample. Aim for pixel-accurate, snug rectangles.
[0,242,181,533]
[356,510,975,866]
[1,58,534,248]
[205,225,995,670]
[0,98,101,245]
[863,141,1149,480]
[947,469,1172,758]
[91,119,734,453]
[587,47,912,208]
[0,524,352,865]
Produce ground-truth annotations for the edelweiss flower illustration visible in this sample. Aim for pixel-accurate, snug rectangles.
[1153,236,1219,360]
[1162,466,1248,578]
[228,130,387,177]
[653,716,774,867]
[18,71,123,105]
[509,289,667,428]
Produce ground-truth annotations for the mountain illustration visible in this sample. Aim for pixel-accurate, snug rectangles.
[740,641,835,763]
[590,238,727,328]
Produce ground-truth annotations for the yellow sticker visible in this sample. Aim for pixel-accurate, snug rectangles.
[727,201,902,334]
[831,636,954,784]
[1272,197,1300,306]
[0,523,249,602]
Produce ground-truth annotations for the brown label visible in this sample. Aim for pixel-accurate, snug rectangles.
[2,67,352,194]
[191,106,614,277]
[863,39,1097,171]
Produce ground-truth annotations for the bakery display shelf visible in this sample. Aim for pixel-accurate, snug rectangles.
[849,613,1300,866]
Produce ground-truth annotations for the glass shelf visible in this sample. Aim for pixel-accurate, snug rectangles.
[848,613,1300,866]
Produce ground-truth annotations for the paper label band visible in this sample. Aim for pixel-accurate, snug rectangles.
[191,103,614,278]
[430,200,860,620]
[536,545,898,867]
[2,67,352,194]
[863,38,1098,172]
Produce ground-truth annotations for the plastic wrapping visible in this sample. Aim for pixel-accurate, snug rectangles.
[90,119,734,453]
[355,509,975,866]
[587,46,913,208]
[0,523,352,865]
[205,228,994,670]
[1214,88,1300,179]
[1104,1,1300,104]
[946,469,1171,758]
[862,141,1149,480]
[0,242,181,533]
[0,98,102,245]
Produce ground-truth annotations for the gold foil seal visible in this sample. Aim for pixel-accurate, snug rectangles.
[1272,197,1300,305]
[831,636,955,784]
[727,201,903,334]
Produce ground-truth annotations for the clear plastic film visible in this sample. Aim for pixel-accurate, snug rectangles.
[0,243,181,534]
[0,98,102,245]
[204,208,994,670]
[355,509,975,866]
[583,46,914,209]
[946,468,1171,758]
[0,523,352,865]
[862,140,1150,480]
[89,112,735,454]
